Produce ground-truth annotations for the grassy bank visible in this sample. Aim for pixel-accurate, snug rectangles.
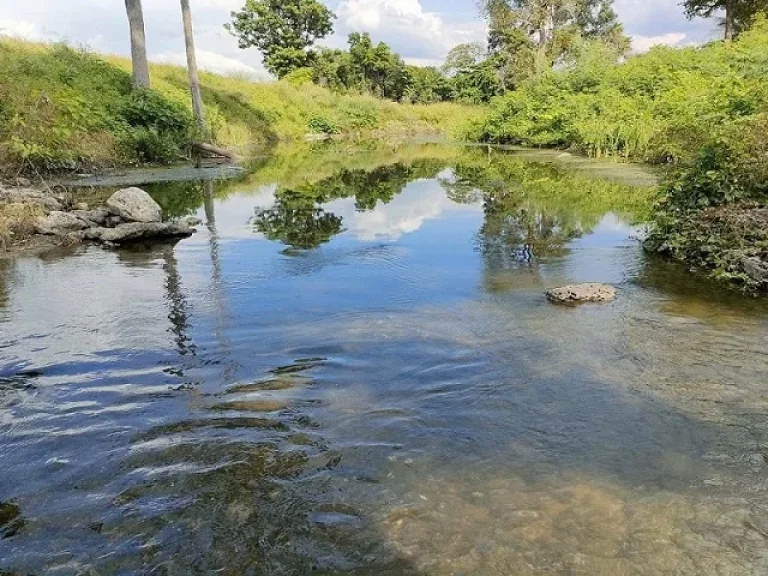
[0,38,478,173]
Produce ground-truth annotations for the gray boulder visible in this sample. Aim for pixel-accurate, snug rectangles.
[741,257,768,286]
[86,222,195,244]
[105,187,162,223]
[546,283,617,304]
[35,211,88,236]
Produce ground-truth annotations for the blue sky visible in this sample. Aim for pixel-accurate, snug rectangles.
[0,0,722,77]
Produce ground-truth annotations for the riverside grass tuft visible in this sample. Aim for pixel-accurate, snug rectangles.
[0,38,480,173]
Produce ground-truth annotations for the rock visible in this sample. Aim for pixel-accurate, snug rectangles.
[35,211,89,236]
[105,187,162,223]
[74,202,89,211]
[546,283,617,304]
[63,231,87,245]
[741,257,768,285]
[106,215,124,227]
[1,188,63,214]
[72,208,109,227]
[86,222,195,244]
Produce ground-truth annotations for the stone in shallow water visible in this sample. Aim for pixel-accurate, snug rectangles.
[546,283,617,304]
[85,222,195,244]
[105,187,162,223]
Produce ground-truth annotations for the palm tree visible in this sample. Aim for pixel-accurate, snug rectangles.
[124,0,151,88]
[180,0,207,135]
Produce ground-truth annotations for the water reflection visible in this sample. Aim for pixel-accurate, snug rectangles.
[2,144,768,575]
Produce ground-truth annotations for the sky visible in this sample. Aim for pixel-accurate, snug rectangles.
[0,0,722,78]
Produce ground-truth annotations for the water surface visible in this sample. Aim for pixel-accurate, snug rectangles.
[2,144,767,575]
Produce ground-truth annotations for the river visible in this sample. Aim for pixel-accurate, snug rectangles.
[1,143,767,575]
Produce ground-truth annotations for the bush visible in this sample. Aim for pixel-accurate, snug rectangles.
[116,88,193,163]
[308,115,339,135]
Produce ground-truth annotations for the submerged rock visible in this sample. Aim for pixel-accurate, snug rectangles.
[85,221,195,244]
[105,187,162,223]
[35,211,88,235]
[546,283,617,304]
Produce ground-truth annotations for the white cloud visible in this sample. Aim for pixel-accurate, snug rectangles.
[0,18,57,42]
[324,177,478,242]
[152,49,266,78]
[335,0,486,62]
[631,32,687,53]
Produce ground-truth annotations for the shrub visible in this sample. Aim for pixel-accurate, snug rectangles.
[308,115,340,135]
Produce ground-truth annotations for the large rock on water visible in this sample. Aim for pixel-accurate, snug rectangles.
[35,211,89,235]
[546,283,617,304]
[84,222,195,244]
[105,187,162,223]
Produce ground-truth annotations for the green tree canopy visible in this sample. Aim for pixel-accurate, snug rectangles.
[226,0,335,77]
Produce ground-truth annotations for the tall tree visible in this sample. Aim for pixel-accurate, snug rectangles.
[180,0,206,135]
[683,0,768,40]
[124,0,151,88]
[480,0,628,78]
[226,0,335,78]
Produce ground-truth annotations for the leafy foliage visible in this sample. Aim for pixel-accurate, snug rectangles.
[472,20,768,161]
[226,0,335,78]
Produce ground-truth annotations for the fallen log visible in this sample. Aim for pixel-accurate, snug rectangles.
[192,142,238,161]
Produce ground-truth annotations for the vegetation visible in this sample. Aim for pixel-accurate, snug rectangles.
[463,7,768,290]
[226,0,335,78]
[0,38,477,173]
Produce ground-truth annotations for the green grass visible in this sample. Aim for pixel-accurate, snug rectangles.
[0,38,480,172]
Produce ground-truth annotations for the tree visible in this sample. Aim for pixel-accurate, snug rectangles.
[345,33,411,100]
[180,0,206,135]
[682,0,768,40]
[124,0,151,88]
[226,0,335,78]
[442,42,486,76]
[479,0,628,79]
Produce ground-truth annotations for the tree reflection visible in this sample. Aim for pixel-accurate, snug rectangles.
[254,199,344,250]
[253,160,446,250]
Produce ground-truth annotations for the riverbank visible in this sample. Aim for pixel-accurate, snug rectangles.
[466,21,768,293]
[0,38,479,174]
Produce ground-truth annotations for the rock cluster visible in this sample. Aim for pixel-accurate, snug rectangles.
[546,283,617,304]
[34,187,195,246]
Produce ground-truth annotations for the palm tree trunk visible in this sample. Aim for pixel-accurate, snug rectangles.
[180,0,207,136]
[724,0,735,40]
[124,0,151,88]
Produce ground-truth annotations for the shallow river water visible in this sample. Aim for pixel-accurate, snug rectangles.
[2,144,768,575]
